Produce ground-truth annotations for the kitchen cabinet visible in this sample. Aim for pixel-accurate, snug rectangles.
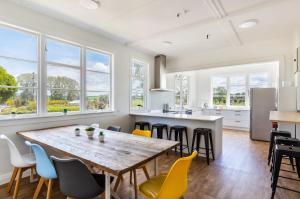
[294,47,300,73]
[208,109,250,130]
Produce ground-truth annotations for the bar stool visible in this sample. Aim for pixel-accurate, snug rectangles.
[271,144,300,199]
[134,121,150,130]
[191,128,215,165]
[151,123,168,139]
[169,125,190,157]
[267,130,291,165]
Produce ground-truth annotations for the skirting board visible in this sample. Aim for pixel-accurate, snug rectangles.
[0,169,31,186]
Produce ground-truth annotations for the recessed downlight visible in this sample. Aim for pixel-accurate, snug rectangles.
[238,19,258,29]
[80,0,100,10]
[163,41,173,45]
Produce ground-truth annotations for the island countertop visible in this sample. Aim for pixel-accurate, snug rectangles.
[130,111,223,122]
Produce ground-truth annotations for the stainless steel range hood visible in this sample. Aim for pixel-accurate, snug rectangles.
[150,54,173,92]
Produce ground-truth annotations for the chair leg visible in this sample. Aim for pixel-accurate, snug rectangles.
[271,151,282,199]
[209,133,215,160]
[184,129,190,154]
[204,133,210,165]
[46,179,54,199]
[33,177,45,199]
[133,169,138,199]
[142,166,150,180]
[289,157,295,170]
[129,171,133,185]
[113,175,122,192]
[12,168,23,199]
[191,132,196,153]
[175,131,179,154]
[151,126,154,137]
[179,131,183,157]
[268,133,275,165]
[296,158,300,178]
[6,167,18,193]
[196,133,200,154]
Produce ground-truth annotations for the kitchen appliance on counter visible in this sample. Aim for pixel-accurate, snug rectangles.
[162,103,169,113]
[250,88,277,141]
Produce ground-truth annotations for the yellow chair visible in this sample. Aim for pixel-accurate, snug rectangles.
[113,129,152,192]
[138,151,198,199]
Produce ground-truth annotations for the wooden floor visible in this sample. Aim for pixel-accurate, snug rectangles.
[1,129,300,199]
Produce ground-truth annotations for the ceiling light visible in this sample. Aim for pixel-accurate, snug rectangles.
[163,41,173,46]
[238,19,258,29]
[80,0,100,10]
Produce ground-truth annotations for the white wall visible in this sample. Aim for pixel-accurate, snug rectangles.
[167,62,279,108]
[0,1,154,183]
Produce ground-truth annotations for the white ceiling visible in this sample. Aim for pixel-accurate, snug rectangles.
[10,0,300,58]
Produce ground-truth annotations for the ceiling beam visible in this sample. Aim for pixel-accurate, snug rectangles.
[125,0,287,47]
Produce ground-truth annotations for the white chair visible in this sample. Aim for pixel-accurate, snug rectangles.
[0,135,36,199]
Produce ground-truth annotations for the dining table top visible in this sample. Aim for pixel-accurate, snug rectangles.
[269,111,300,124]
[17,125,179,176]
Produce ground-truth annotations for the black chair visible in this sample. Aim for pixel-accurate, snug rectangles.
[191,128,215,165]
[134,121,150,130]
[151,123,168,139]
[267,130,291,165]
[107,126,121,132]
[271,144,300,199]
[51,156,113,199]
[169,125,190,157]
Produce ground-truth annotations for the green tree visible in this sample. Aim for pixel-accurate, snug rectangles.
[0,66,17,104]
[47,76,79,101]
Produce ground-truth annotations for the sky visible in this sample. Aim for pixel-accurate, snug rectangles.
[0,26,111,91]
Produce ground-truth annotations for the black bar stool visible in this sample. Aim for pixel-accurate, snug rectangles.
[151,123,168,139]
[267,130,291,165]
[134,121,150,130]
[191,128,215,165]
[169,125,190,157]
[271,144,300,199]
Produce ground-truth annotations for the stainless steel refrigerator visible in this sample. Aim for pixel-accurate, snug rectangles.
[250,88,277,141]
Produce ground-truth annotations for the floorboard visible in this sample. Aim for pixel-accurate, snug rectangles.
[0,129,299,199]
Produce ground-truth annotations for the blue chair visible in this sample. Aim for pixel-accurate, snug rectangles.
[25,141,57,199]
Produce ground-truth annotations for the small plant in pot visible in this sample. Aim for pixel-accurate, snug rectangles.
[98,131,105,143]
[85,127,95,139]
[74,128,80,136]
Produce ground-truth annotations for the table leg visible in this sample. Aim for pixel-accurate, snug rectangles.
[154,158,158,176]
[105,172,111,199]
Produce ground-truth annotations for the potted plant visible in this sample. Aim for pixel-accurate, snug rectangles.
[63,108,68,115]
[74,128,80,136]
[98,131,105,143]
[11,112,16,118]
[85,127,95,139]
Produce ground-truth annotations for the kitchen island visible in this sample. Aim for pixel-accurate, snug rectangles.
[130,111,223,159]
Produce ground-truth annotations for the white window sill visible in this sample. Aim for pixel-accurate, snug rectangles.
[0,110,115,127]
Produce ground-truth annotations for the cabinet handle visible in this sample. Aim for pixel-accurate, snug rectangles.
[235,120,241,123]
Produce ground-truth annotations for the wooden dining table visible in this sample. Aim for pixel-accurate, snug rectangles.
[17,125,179,199]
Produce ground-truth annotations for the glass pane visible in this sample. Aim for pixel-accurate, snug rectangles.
[213,95,226,105]
[230,86,246,106]
[0,88,37,116]
[131,92,144,109]
[0,26,38,61]
[87,92,110,110]
[132,78,144,90]
[212,77,227,87]
[47,65,80,90]
[47,89,80,112]
[249,73,268,87]
[86,71,110,91]
[175,95,180,105]
[132,62,144,77]
[230,76,245,85]
[46,39,80,66]
[86,50,110,73]
[0,57,38,87]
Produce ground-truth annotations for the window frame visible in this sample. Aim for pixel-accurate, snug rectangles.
[0,22,114,120]
[130,58,148,111]
[174,74,189,108]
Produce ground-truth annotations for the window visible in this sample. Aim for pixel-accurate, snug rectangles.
[174,74,189,107]
[0,22,114,119]
[212,77,227,106]
[131,59,147,110]
[85,49,112,111]
[0,26,38,117]
[229,76,246,106]
[249,73,268,88]
[46,38,81,113]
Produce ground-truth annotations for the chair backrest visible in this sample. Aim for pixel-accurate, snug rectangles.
[51,156,104,198]
[107,126,121,132]
[156,151,198,199]
[0,134,25,167]
[132,129,151,138]
[25,141,57,179]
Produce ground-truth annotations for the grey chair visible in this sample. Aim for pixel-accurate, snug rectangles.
[107,126,121,132]
[51,156,113,199]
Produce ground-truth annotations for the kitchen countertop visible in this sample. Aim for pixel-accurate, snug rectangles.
[130,111,223,122]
